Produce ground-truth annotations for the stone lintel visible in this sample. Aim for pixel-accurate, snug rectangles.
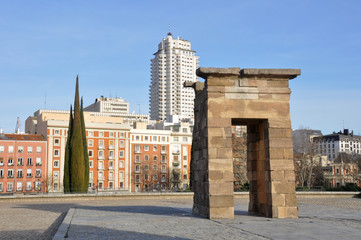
[184,81,205,91]
[241,69,301,80]
[196,67,241,80]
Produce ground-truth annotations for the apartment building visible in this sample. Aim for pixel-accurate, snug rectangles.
[0,134,47,193]
[313,129,361,162]
[149,31,199,121]
[26,110,131,192]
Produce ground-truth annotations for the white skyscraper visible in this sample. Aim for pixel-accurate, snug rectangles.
[149,30,199,121]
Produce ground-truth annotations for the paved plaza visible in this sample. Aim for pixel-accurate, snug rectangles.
[0,196,360,239]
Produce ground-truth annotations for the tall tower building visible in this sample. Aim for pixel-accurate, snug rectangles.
[149,30,199,121]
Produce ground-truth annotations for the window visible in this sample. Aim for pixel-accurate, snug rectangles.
[26,182,32,191]
[88,139,93,147]
[144,164,149,171]
[135,145,140,152]
[8,146,14,153]
[54,171,59,179]
[36,146,41,153]
[27,146,33,153]
[161,146,166,152]
[161,175,166,182]
[173,137,179,142]
[183,174,188,179]
[99,140,104,147]
[109,161,114,169]
[135,165,141,173]
[54,149,59,157]
[154,155,158,161]
[99,131,104,137]
[145,174,149,181]
[27,157,32,166]
[18,146,24,153]
[99,161,104,170]
[119,140,125,147]
[0,182,2,191]
[17,169,23,178]
[119,171,124,179]
[118,150,124,158]
[35,181,41,191]
[119,161,125,168]
[161,137,166,142]
[53,183,58,191]
[135,175,140,183]
[88,150,93,157]
[183,137,188,142]
[153,146,157,151]
[161,165,166,173]
[36,157,41,166]
[54,138,60,146]
[109,182,114,189]
[153,165,157,171]
[119,182,124,190]
[89,131,94,137]
[135,155,140,163]
[153,136,157,141]
[136,136,140,141]
[89,160,93,168]
[144,136,149,141]
[0,146,4,153]
[8,157,14,166]
[183,128,188,133]
[17,157,23,166]
[54,160,59,168]
[144,155,149,161]
[36,169,41,177]
[161,155,167,163]
[0,169,3,178]
[110,132,114,137]
[0,158,3,166]
[54,129,60,135]
[120,132,124,137]
[27,169,32,177]
[183,155,188,161]
[98,150,104,158]
[109,140,114,148]
[109,150,114,159]
[144,145,149,151]
[153,174,157,180]
[7,182,13,192]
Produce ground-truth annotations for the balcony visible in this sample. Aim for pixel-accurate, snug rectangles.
[172,161,180,166]
[108,176,115,181]
[17,175,23,178]
[108,145,115,150]
[98,176,105,181]
[36,174,42,178]
[27,175,32,178]
[98,166,104,170]
[135,179,140,183]
[161,150,167,155]
[172,150,180,155]
[17,162,23,166]
[135,169,141,173]
[8,175,14,178]
[98,145,105,150]
[98,156,105,160]
[36,163,42,166]
[109,156,115,160]
[134,149,141,154]
[135,159,141,164]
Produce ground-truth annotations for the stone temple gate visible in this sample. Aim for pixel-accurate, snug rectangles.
[185,67,300,219]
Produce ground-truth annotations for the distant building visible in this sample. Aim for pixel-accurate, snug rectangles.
[0,133,47,194]
[83,96,150,126]
[313,129,361,162]
[323,152,361,188]
[25,110,192,193]
[149,31,199,121]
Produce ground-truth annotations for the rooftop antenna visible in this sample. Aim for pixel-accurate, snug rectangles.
[167,24,172,36]
[342,120,344,130]
[15,117,20,134]
[44,92,47,109]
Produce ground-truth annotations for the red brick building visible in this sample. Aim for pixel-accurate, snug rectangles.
[0,134,47,193]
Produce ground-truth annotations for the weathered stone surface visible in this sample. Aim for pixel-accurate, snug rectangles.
[191,67,299,219]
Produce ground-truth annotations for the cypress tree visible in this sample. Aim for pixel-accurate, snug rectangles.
[81,97,89,190]
[63,105,73,192]
[64,76,88,193]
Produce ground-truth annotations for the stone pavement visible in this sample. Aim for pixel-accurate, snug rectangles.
[53,197,361,240]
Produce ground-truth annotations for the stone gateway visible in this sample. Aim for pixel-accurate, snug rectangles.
[185,67,300,219]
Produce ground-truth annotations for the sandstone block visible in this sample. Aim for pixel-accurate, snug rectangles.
[207,182,234,195]
[208,159,234,171]
[216,147,233,159]
[209,194,234,208]
[209,207,234,219]
[271,182,295,194]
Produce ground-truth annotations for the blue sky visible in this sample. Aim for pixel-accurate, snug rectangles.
[1,0,361,134]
